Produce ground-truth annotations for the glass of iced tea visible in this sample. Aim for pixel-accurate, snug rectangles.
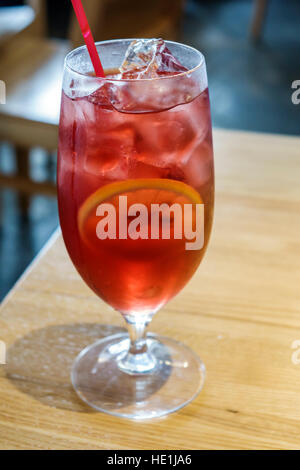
[57,39,214,419]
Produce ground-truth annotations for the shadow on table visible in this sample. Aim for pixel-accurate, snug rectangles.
[6,322,170,414]
[6,323,120,413]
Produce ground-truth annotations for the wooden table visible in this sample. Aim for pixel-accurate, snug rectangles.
[1,129,300,450]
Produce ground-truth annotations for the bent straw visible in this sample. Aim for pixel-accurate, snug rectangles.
[71,0,105,77]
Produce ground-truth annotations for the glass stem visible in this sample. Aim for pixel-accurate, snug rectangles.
[126,315,149,354]
[118,314,157,375]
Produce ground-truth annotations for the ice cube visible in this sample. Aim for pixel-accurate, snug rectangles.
[87,82,113,109]
[182,140,213,189]
[119,39,188,79]
[110,39,201,113]
[59,96,89,163]
[133,113,197,168]
[128,158,185,182]
[128,159,169,179]
[174,96,210,165]
[62,71,100,99]
[60,91,77,130]
[110,71,199,113]
[83,124,135,178]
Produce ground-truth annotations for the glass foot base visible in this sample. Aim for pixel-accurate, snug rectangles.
[71,333,205,420]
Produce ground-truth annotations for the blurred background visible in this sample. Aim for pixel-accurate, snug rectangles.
[0,0,299,300]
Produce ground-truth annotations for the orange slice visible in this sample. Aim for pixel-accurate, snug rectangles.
[78,178,202,244]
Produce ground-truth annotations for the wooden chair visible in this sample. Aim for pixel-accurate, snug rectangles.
[0,0,68,209]
[0,3,35,48]
[70,0,185,48]
[0,0,185,212]
[250,0,269,42]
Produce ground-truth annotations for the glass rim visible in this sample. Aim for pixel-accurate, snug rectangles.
[64,38,206,83]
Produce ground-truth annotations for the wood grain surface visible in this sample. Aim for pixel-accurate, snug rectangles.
[1,129,300,450]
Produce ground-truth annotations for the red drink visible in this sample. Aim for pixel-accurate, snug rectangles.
[58,39,215,418]
[58,81,213,315]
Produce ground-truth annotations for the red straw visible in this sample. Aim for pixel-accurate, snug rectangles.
[71,0,105,77]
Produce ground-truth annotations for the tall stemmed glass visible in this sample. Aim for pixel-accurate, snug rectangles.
[57,39,214,419]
